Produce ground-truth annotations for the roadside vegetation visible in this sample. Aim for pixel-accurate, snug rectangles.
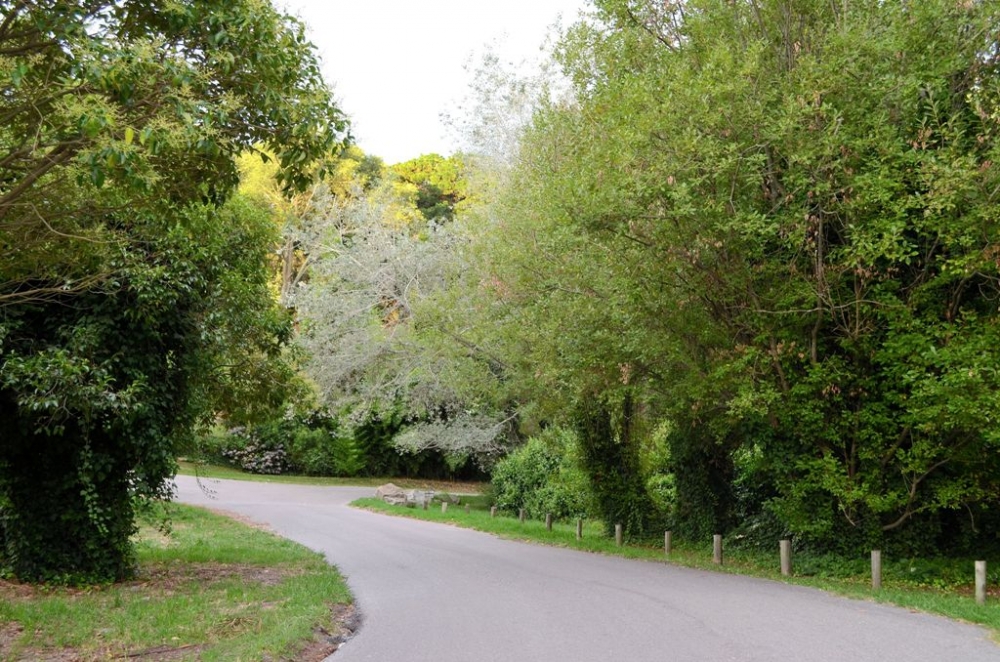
[0,504,354,661]
[355,497,1000,638]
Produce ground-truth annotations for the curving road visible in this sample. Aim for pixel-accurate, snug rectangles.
[173,476,999,662]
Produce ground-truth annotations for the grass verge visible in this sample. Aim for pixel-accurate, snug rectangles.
[0,504,355,661]
[177,460,487,494]
[354,497,1000,640]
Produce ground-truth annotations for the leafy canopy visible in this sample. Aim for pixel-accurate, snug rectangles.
[0,0,349,582]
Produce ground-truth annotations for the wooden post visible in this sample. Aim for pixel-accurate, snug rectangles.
[976,560,987,605]
[780,540,792,576]
[441,502,448,514]
[871,550,882,590]
[615,523,623,547]
[664,531,672,556]
[713,534,723,565]
[545,513,553,531]
[519,508,525,523]
[490,506,497,518]
[464,504,470,514]
[422,499,428,510]
[576,518,583,540]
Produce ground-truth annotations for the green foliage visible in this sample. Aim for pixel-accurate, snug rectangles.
[210,413,366,478]
[350,406,412,476]
[202,404,485,480]
[664,419,740,541]
[0,0,348,583]
[288,428,365,477]
[491,427,593,520]
[455,0,1000,555]
[390,154,469,222]
[575,393,659,540]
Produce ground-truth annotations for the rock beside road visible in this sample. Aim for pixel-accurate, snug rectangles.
[375,483,407,506]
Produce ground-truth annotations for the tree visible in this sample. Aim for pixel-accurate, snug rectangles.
[391,154,469,223]
[237,145,377,305]
[459,0,1000,550]
[293,175,511,463]
[0,0,348,582]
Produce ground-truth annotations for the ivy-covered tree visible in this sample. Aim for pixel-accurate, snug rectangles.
[0,0,348,582]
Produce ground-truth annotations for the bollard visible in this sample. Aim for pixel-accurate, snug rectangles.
[545,513,552,531]
[422,499,428,510]
[976,560,987,605]
[490,506,497,518]
[780,540,792,576]
[441,502,448,514]
[664,530,672,556]
[713,534,723,565]
[519,508,526,523]
[576,518,583,540]
[465,504,470,515]
[871,550,882,590]
[615,523,623,547]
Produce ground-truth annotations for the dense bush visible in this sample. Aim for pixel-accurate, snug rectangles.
[287,428,364,476]
[351,408,484,479]
[219,427,290,475]
[0,0,348,584]
[491,427,593,521]
[199,407,485,480]
[204,413,363,477]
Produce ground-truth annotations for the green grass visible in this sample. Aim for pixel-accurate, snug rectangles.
[177,460,487,493]
[0,504,352,661]
[354,498,1000,640]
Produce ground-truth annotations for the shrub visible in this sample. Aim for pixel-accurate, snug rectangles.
[219,427,290,475]
[645,473,677,518]
[491,427,593,521]
[286,427,365,477]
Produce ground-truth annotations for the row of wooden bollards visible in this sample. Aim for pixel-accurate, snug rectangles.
[704,534,792,574]
[480,507,994,605]
[869,551,989,604]
[711,536,991,606]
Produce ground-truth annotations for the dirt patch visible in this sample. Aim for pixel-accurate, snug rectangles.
[388,479,487,495]
[0,622,25,658]
[200,507,275,533]
[131,561,296,590]
[0,643,209,661]
[292,603,361,661]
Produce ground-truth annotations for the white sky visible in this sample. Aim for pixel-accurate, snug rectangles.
[278,0,588,164]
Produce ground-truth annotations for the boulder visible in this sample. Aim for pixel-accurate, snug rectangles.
[375,483,407,505]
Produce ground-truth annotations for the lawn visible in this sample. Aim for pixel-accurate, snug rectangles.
[177,460,487,494]
[0,504,355,661]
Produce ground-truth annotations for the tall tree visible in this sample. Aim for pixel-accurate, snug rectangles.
[293,171,510,462]
[0,0,348,582]
[463,0,1000,549]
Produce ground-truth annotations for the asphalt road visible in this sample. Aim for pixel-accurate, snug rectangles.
[173,476,999,662]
